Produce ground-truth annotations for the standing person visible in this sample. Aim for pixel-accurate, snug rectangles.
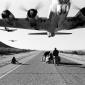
[53,48,60,65]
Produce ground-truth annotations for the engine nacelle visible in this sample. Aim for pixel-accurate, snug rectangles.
[1,10,15,20]
[80,7,85,16]
[76,7,85,18]
[27,9,38,19]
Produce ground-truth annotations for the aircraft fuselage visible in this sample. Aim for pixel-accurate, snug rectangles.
[47,0,71,37]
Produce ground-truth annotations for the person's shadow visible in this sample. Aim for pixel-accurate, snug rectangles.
[17,63,30,65]
[58,56,82,67]
[12,62,30,65]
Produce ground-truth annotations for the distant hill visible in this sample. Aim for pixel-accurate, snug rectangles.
[0,42,13,48]
[61,50,85,55]
[0,41,30,55]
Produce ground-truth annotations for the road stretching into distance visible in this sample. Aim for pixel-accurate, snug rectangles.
[0,51,85,85]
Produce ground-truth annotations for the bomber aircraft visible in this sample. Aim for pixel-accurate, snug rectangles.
[0,0,85,37]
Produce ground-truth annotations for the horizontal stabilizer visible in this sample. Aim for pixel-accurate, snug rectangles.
[55,32,72,35]
[28,32,72,35]
[28,32,47,35]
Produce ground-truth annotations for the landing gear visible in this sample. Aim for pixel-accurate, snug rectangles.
[4,27,16,32]
[5,27,9,31]
[47,32,55,37]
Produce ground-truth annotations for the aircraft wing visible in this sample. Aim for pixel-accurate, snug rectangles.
[0,18,31,28]
[0,17,48,30]
[60,17,85,30]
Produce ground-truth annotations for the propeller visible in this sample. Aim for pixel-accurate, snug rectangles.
[20,6,28,12]
[72,4,81,10]
[5,3,10,10]
[70,1,85,16]
[20,2,43,12]
[71,0,81,10]
[35,2,43,11]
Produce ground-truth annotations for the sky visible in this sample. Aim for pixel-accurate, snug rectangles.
[0,0,85,51]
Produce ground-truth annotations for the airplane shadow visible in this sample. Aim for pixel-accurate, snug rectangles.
[49,61,82,67]
[58,62,82,67]
[55,56,82,67]
[58,62,85,68]
[59,62,81,66]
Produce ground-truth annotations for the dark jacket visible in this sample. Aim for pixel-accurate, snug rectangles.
[53,49,59,56]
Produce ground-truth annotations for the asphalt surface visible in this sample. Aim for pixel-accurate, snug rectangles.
[0,51,85,85]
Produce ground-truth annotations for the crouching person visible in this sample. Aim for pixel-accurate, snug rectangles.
[49,52,54,64]
[45,55,50,63]
[42,51,50,62]
[11,57,18,64]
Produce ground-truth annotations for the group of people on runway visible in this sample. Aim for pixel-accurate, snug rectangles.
[42,48,61,65]
[11,48,61,65]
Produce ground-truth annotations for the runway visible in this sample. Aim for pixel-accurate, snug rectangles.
[0,51,85,85]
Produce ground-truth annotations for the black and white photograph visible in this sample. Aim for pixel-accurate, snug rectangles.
[0,0,85,84]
